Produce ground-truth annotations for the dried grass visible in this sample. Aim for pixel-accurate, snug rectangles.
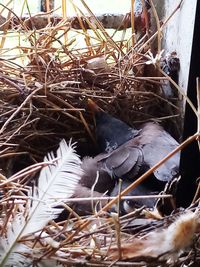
[0,1,199,266]
[0,2,182,173]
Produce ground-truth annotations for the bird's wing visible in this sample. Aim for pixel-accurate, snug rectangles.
[142,131,180,182]
[133,122,180,182]
[97,145,143,178]
[111,146,143,177]
[81,156,115,192]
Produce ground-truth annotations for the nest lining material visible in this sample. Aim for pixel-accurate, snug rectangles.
[1,1,198,266]
[0,42,181,174]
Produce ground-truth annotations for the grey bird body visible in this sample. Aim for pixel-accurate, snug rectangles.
[94,122,180,182]
[71,101,180,215]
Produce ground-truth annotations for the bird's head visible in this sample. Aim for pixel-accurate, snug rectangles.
[87,99,139,153]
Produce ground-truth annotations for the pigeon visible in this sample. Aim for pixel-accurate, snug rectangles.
[66,100,180,216]
[88,99,180,183]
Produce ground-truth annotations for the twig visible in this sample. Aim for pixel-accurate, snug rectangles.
[196,77,200,149]
[0,87,42,135]
[78,0,124,55]
[192,177,200,204]
[49,194,173,203]
[0,74,26,93]
[111,213,122,260]
[131,0,135,47]
[0,151,28,159]
[149,0,161,64]
[0,159,57,186]
[117,179,122,216]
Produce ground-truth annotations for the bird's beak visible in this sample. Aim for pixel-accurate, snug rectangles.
[87,98,103,114]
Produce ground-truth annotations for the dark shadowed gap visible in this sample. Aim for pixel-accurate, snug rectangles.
[176,1,200,207]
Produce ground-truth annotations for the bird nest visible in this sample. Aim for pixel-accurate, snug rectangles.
[0,21,181,174]
[0,1,200,266]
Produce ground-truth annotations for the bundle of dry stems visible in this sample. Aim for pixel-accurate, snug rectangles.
[0,0,200,266]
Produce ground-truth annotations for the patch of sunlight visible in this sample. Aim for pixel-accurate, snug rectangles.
[2,0,130,16]
[54,0,130,16]
[0,0,131,66]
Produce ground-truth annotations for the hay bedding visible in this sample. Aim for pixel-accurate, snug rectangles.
[0,1,200,266]
[0,44,180,172]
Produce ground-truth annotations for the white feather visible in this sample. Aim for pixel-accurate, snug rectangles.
[0,244,31,267]
[0,140,82,266]
[23,139,83,235]
[0,214,32,266]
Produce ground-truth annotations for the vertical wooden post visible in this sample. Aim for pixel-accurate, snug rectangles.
[40,0,54,12]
